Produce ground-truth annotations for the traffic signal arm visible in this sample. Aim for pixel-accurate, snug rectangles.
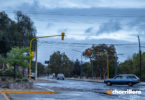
[28,33,65,80]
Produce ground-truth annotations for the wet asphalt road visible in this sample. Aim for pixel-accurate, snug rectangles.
[9,77,145,100]
[0,94,5,100]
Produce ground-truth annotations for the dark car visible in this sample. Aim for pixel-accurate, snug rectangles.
[104,74,140,86]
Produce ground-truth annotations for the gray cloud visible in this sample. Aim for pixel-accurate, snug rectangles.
[1,0,145,64]
[85,27,93,33]
[58,28,68,33]
[97,20,122,34]
[1,0,145,12]
[127,18,145,34]
[47,23,54,28]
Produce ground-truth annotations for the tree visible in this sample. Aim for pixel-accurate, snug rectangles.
[48,51,73,77]
[16,11,36,49]
[82,62,92,78]
[7,47,30,78]
[0,11,36,56]
[0,56,7,69]
[31,61,46,76]
[73,59,81,76]
[118,52,145,81]
[0,11,14,56]
[118,59,133,74]
[83,44,116,78]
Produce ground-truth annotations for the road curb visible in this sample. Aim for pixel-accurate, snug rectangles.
[0,90,55,94]
[0,90,56,100]
[66,78,104,83]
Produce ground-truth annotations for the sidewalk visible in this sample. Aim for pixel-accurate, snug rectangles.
[66,78,104,83]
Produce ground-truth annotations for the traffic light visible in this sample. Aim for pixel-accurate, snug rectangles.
[87,50,91,54]
[29,51,34,57]
[61,32,65,40]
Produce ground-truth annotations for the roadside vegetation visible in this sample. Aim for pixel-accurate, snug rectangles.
[118,53,145,81]
[0,11,36,81]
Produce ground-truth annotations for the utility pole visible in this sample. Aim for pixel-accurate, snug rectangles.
[138,35,142,80]
[35,42,38,80]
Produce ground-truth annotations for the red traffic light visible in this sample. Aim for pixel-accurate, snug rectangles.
[87,50,91,54]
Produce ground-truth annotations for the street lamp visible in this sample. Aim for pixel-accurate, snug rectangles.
[29,33,65,80]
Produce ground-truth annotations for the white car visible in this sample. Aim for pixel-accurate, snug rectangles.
[31,72,35,80]
[57,73,65,80]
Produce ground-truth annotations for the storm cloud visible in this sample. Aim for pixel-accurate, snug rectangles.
[1,0,145,63]
[97,20,122,34]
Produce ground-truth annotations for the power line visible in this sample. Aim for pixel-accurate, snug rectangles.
[2,10,145,18]
[1,38,145,47]
[38,41,145,46]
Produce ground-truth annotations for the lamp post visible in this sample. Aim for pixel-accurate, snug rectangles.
[29,33,65,80]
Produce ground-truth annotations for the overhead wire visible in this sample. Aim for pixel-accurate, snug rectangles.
[2,10,145,18]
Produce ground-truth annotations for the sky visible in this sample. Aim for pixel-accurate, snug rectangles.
[1,0,145,64]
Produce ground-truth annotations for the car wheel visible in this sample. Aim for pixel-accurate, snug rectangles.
[128,82,133,86]
[106,82,112,86]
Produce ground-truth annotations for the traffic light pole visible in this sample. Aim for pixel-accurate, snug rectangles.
[35,42,38,80]
[29,33,65,80]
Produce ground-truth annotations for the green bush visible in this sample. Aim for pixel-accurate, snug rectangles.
[17,73,23,79]
[4,69,13,75]
[0,69,14,75]
[0,69,4,75]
